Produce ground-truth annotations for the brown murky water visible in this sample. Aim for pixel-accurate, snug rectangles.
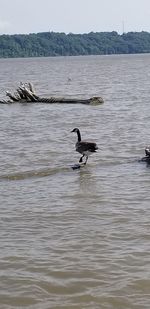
[0,54,150,308]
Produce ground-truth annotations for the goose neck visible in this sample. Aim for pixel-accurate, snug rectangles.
[77,130,81,142]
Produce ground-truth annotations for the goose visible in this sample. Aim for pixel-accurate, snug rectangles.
[145,146,150,157]
[71,128,98,165]
[140,146,150,163]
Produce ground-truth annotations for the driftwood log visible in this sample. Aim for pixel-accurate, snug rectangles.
[0,82,104,105]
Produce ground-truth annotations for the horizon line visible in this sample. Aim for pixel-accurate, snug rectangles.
[0,30,150,36]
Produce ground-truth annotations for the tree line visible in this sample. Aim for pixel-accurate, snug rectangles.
[0,31,150,58]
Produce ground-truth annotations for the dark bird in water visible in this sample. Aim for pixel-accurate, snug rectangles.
[71,128,98,165]
[140,146,150,163]
[145,146,150,157]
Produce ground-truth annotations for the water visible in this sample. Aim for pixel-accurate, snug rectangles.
[0,54,150,309]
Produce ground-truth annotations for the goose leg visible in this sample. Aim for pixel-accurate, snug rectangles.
[79,155,84,163]
[84,156,88,165]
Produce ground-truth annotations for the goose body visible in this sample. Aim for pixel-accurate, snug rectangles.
[71,128,98,164]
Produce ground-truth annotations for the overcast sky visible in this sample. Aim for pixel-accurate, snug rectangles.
[0,0,150,35]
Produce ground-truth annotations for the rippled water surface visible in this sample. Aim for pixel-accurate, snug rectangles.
[0,54,150,309]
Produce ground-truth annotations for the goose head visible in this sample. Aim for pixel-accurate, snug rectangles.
[71,128,79,133]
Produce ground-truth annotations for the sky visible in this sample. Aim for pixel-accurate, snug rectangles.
[0,0,150,35]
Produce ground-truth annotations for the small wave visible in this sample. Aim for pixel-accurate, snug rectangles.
[0,166,72,181]
[0,157,143,182]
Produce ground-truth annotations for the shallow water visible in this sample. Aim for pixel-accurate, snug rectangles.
[0,54,150,308]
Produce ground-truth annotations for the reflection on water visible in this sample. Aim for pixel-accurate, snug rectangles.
[0,54,150,308]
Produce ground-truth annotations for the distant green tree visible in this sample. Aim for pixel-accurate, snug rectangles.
[0,31,150,58]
